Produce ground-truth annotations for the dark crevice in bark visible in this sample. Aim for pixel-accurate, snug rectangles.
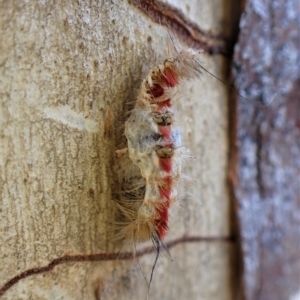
[227,1,246,299]
[255,118,265,198]
[129,0,234,56]
[228,89,246,300]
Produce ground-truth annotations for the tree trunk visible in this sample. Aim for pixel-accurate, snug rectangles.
[232,0,300,299]
[1,1,240,299]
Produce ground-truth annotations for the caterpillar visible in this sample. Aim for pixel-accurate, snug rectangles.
[115,46,202,248]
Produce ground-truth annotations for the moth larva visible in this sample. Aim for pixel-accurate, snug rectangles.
[116,48,201,247]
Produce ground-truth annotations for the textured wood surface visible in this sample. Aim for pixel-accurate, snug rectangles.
[232,0,300,299]
[0,1,238,299]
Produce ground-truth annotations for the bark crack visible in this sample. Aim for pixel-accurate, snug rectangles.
[129,0,234,56]
[0,234,235,297]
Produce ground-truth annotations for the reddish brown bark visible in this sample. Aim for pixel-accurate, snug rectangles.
[232,0,300,299]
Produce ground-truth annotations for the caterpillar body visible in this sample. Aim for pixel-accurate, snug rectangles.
[116,48,201,247]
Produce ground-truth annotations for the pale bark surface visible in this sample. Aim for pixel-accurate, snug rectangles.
[0,1,237,299]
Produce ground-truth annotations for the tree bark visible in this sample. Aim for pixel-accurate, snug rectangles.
[0,1,239,299]
[232,0,300,299]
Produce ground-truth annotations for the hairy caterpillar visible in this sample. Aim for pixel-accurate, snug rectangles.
[115,46,202,249]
